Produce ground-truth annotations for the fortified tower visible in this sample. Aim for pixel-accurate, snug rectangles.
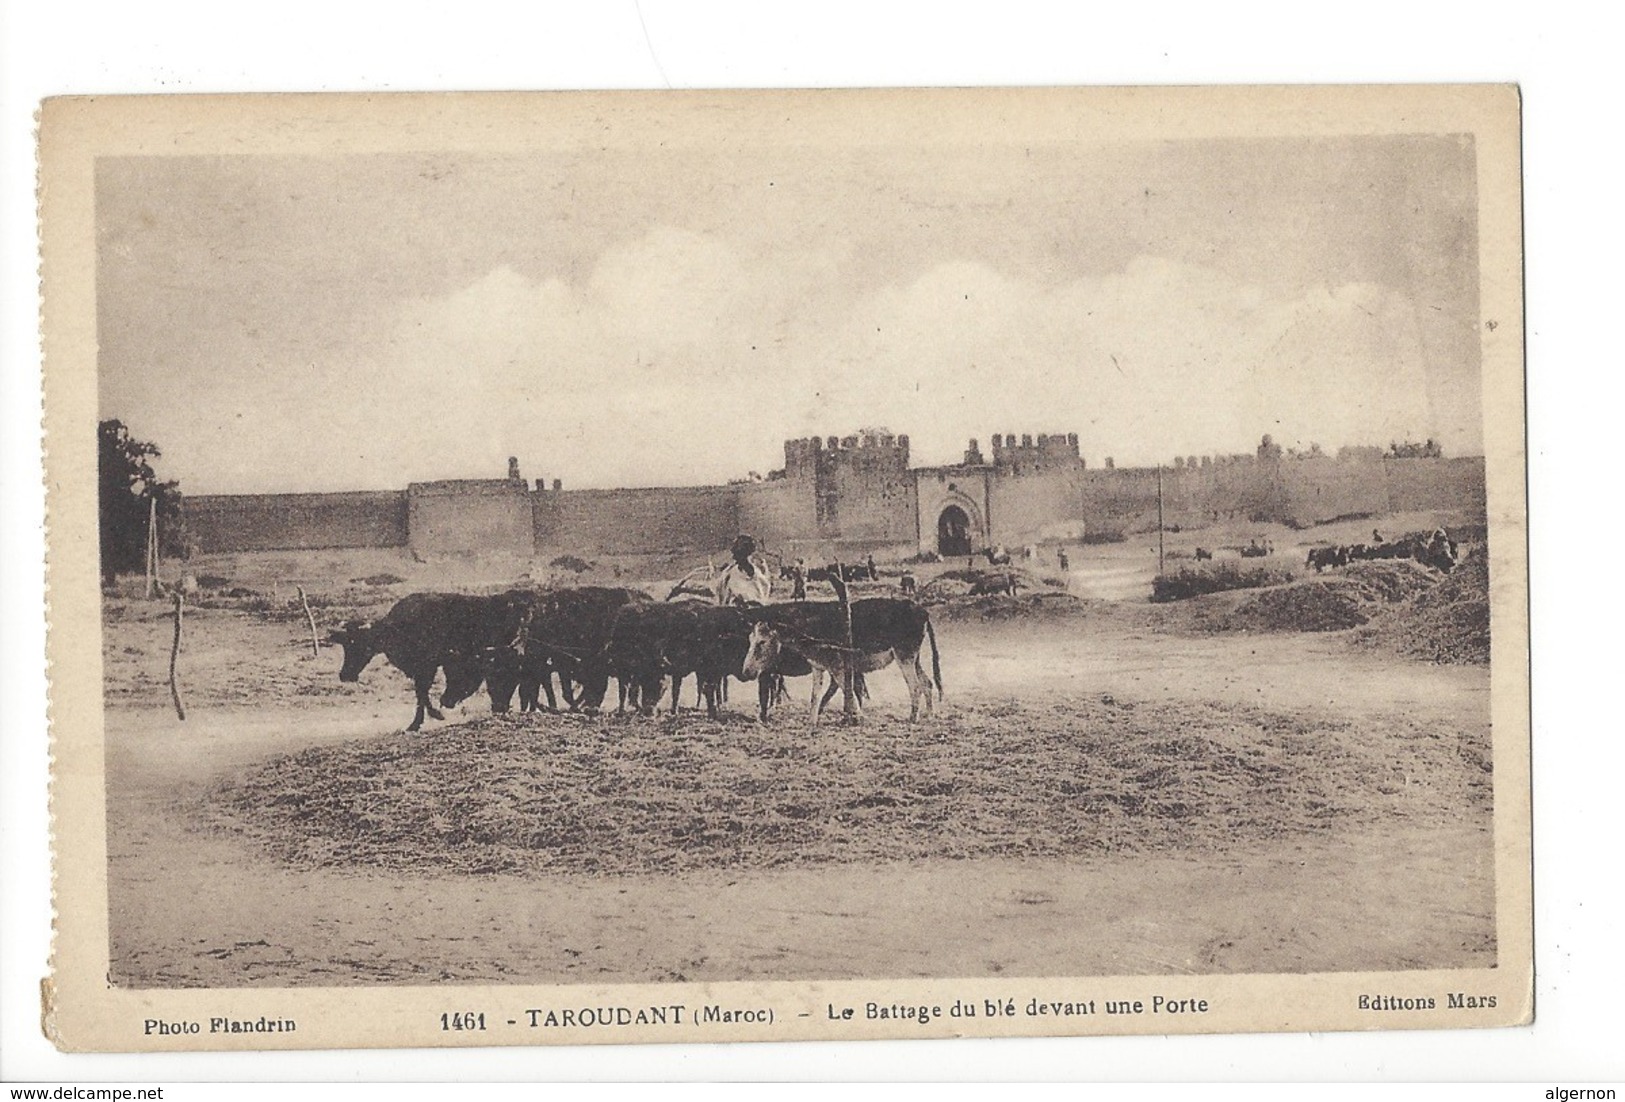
[781,430,914,542]
[989,432,1082,471]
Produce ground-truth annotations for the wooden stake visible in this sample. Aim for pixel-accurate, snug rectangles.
[168,590,187,721]
[296,585,321,657]
[833,563,856,716]
[1157,464,1166,576]
[145,496,158,599]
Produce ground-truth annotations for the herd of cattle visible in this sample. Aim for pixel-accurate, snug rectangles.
[329,584,943,733]
[1304,529,1460,574]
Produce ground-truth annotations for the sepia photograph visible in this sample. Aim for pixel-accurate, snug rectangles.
[37,85,1529,1051]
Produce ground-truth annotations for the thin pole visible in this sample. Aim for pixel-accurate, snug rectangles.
[168,590,187,721]
[1157,465,1165,576]
[834,562,856,716]
[145,496,158,599]
[296,585,321,657]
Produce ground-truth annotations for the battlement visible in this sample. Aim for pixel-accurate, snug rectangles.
[989,431,1081,469]
[407,478,531,497]
[784,430,911,477]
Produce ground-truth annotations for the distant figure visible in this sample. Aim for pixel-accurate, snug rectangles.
[866,553,877,581]
[693,534,770,606]
[1373,528,1385,544]
[1057,548,1070,571]
[1425,528,1458,572]
[730,534,759,576]
[968,556,976,569]
[1005,571,1019,597]
[791,560,807,601]
[900,571,917,596]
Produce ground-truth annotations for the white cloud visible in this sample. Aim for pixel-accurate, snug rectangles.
[794,257,1437,467]
[196,235,1446,491]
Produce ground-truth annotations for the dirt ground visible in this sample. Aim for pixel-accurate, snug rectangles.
[100,538,1496,987]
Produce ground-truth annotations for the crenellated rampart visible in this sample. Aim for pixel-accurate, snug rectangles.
[176,431,1485,560]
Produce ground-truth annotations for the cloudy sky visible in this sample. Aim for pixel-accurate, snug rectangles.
[97,133,1481,494]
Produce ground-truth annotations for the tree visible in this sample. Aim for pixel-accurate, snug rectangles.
[98,419,181,588]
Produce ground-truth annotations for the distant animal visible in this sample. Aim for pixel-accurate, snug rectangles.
[969,572,1018,597]
[1305,546,1348,572]
[330,591,529,731]
[899,571,917,596]
[985,546,1012,566]
[741,598,942,723]
[1193,547,1213,562]
[806,562,874,585]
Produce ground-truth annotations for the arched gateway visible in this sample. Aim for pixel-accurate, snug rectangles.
[937,505,973,557]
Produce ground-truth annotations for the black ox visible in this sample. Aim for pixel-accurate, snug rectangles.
[455,586,654,715]
[329,591,529,731]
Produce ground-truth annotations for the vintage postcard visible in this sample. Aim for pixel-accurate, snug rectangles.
[39,86,1528,1052]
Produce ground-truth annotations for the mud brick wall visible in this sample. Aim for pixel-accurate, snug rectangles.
[407,480,534,557]
[541,485,741,556]
[183,491,408,553]
[737,476,818,549]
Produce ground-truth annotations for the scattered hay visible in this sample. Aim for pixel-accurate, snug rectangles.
[1151,563,1296,603]
[196,696,1490,877]
[1222,559,1450,635]
[933,592,1087,623]
[350,573,406,587]
[1339,559,1439,604]
[919,567,1055,603]
[1357,547,1490,665]
[1229,580,1373,632]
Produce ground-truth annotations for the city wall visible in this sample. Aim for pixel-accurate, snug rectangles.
[183,491,408,553]
[538,484,741,556]
[408,480,532,557]
[984,433,1088,545]
[1072,455,1487,539]
[178,435,1487,561]
[737,475,818,548]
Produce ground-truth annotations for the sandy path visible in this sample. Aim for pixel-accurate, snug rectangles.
[111,797,1492,988]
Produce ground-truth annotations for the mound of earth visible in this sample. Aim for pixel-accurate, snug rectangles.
[1356,547,1490,665]
[1338,559,1439,604]
[931,591,1086,623]
[1222,559,1447,635]
[1228,579,1374,632]
[197,696,1489,877]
